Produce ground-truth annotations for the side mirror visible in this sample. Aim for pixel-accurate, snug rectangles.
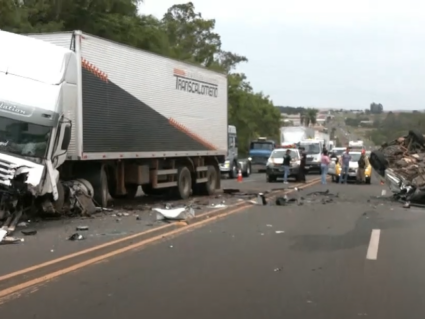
[61,125,71,150]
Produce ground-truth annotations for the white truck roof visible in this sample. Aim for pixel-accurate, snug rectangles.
[0,30,77,113]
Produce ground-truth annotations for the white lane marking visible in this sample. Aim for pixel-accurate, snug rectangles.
[366,229,381,260]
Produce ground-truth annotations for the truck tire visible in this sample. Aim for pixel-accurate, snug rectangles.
[176,166,192,199]
[198,165,218,195]
[369,150,387,177]
[125,183,139,199]
[228,162,237,179]
[409,130,425,145]
[90,167,108,208]
[242,163,251,177]
[266,174,276,183]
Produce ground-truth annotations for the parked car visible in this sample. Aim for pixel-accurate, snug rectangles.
[266,146,301,182]
[328,152,372,184]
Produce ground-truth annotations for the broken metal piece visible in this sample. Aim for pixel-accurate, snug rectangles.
[68,233,84,241]
[21,229,37,236]
[257,193,267,205]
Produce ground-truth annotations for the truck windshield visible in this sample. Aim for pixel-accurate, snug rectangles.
[250,142,274,150]
[300,143,321,154]
[0,116,50,159]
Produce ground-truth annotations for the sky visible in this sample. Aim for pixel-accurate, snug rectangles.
[140,0,425,110]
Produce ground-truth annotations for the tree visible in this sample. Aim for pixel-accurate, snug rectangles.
[162,2,221,67]
[301,108,318,127]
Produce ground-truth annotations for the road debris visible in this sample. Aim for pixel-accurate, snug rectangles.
[68,233,84,241]
[154,206,195,221]
[21,229,37,236]
[369,130,425,205]
[1,236,24,244]
[0,182,272,245]
[275,230,285,234]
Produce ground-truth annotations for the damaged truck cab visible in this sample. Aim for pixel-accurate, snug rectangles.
[0,30,74,217]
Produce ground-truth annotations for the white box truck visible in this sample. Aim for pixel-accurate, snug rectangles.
[0,30,227,214]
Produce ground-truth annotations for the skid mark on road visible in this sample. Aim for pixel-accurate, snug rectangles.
[366,229,381,260]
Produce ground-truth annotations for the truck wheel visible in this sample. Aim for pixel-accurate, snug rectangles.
[176,166,192,199]
[76,164,109,207]
[266,174,275,183]
[369,150,387,177]
[409,130,425,146]
[242,163,251,177]
[125,184,139,199]
[198,165,218,195]
[88,167,108,208]
[229,162,237,179]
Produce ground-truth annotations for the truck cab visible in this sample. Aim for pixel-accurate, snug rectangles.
[220,125,238,178]
[249,137,276,173]
[0,30,74,207]
[220,125,251,178]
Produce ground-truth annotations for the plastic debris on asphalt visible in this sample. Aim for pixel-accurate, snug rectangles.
[68,233,85,241]
[154,206,195,221]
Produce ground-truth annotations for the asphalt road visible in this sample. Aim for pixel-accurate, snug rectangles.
[5,174,424,318]
[221,170,319,192]
[0,173,316,276]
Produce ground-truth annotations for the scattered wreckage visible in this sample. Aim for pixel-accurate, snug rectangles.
[0,175,97,244]
[369,130,425,205]
[0,183,261,244]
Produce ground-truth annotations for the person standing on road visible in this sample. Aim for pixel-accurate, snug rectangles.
[339,147,351,184]
[356,149,369,184]
[298,148,307,183]
[282,149,291,184]
[321,150,330,185]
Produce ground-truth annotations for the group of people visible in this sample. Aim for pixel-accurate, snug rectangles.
[319,147,370,185]
[281,146,370,185]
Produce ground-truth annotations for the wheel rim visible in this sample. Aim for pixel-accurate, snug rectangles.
[247,166,250,174]
[182,174,190,194]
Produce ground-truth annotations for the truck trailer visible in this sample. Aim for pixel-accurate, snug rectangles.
[0,30,227,215]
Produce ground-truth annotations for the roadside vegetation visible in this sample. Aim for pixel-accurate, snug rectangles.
[0,0,281,155]
[339,110,425,146]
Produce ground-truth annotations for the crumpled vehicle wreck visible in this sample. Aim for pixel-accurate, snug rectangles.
[369,130,425,204]
[0,160,97,243]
